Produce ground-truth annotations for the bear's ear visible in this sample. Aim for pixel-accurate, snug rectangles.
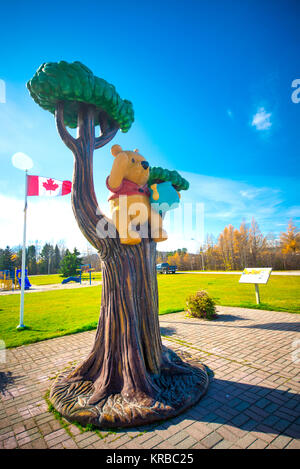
[111,144,123,157]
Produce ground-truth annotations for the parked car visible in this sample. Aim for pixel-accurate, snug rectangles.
[156,263,177,274]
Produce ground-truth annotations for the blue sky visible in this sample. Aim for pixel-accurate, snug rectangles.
[0,0,299,252]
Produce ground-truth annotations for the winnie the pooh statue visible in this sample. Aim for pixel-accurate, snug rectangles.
[107,144,168,244]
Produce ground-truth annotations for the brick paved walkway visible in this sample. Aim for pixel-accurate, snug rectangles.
[0,306,299,449]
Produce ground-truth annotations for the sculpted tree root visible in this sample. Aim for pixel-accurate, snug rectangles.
[49,347,209,428]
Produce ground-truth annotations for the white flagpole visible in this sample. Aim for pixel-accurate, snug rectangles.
[17,170,28,329]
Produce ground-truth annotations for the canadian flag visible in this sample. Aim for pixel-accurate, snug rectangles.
[27,175,72,197]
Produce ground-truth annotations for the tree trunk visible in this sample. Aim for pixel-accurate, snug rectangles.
[67,238,163,405]
[49,101,209,427]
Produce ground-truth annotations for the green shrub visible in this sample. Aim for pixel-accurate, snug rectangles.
[186,290,217,320]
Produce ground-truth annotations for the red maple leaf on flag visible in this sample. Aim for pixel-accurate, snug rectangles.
[43,178,59,191]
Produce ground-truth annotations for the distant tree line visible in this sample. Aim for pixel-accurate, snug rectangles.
[0,243,89,277]
[1,218,299,275]
[157,218,300,271]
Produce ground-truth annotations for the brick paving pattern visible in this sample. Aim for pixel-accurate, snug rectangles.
[0,305,299,449]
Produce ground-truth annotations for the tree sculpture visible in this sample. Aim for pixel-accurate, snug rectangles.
[27,61,209,427]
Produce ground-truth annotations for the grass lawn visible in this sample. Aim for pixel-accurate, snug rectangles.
[0,286,102,348]
[158,273,300,315]
[28,272,102,285]
[1,273,299,348]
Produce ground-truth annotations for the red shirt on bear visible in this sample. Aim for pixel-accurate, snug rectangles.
[106,176,150,201]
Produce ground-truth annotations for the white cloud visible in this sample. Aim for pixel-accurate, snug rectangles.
[286,206,300,219]
[157,171,287,251]
[177,171,285,233]
[239,188,264,199]
[251,107,272,130]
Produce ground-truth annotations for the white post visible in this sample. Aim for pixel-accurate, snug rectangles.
[17,170,28,329]
[255,283,260,305]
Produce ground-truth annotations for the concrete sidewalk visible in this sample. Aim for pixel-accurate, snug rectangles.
[0,281,102,296]
[0,306,299,449]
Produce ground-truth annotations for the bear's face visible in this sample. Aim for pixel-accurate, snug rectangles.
[111,145,150,186]
[124,150,150,186]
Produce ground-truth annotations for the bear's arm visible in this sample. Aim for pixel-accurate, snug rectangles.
[108,151,129,189]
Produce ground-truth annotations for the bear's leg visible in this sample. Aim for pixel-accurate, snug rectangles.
[111,205,139,245]
[150,208,168,243]
[120,212,142,245]
[121,198,153,245]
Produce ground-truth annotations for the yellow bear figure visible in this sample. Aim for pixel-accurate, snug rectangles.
[107,144,168,245]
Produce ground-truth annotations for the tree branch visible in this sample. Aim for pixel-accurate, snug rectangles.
[55,102,78,154]
[71,104,116,255]
[98,110,110,134]
[94,110,119,150]
[55,102,119,256]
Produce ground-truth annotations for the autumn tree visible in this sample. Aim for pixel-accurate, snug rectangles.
[183,252,191,270]
[233,221,249,269]
[204,235,220,270]
[27,61,207,428]
[156,253,163,264]
[167,250,189,270]
[218,224,236,270]
[168,251,180,268]
[248,217,266,266]
[280,219,300,254]
[265,233,282,269]
[279,220,300,269]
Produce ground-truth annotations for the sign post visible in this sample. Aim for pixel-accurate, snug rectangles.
[239,268,272,305]
[254,283,260,304]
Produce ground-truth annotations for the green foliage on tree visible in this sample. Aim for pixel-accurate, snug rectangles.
[0,242,76,275]
[0,246,16,271]
[53,245,62,272]
[59,248,82,278]
[27,245,37,275]
[26,61,134,132]
[39,243,54,274]
[148,167,189,191]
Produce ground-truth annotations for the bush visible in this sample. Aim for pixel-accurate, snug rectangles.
[186,290,217,320]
